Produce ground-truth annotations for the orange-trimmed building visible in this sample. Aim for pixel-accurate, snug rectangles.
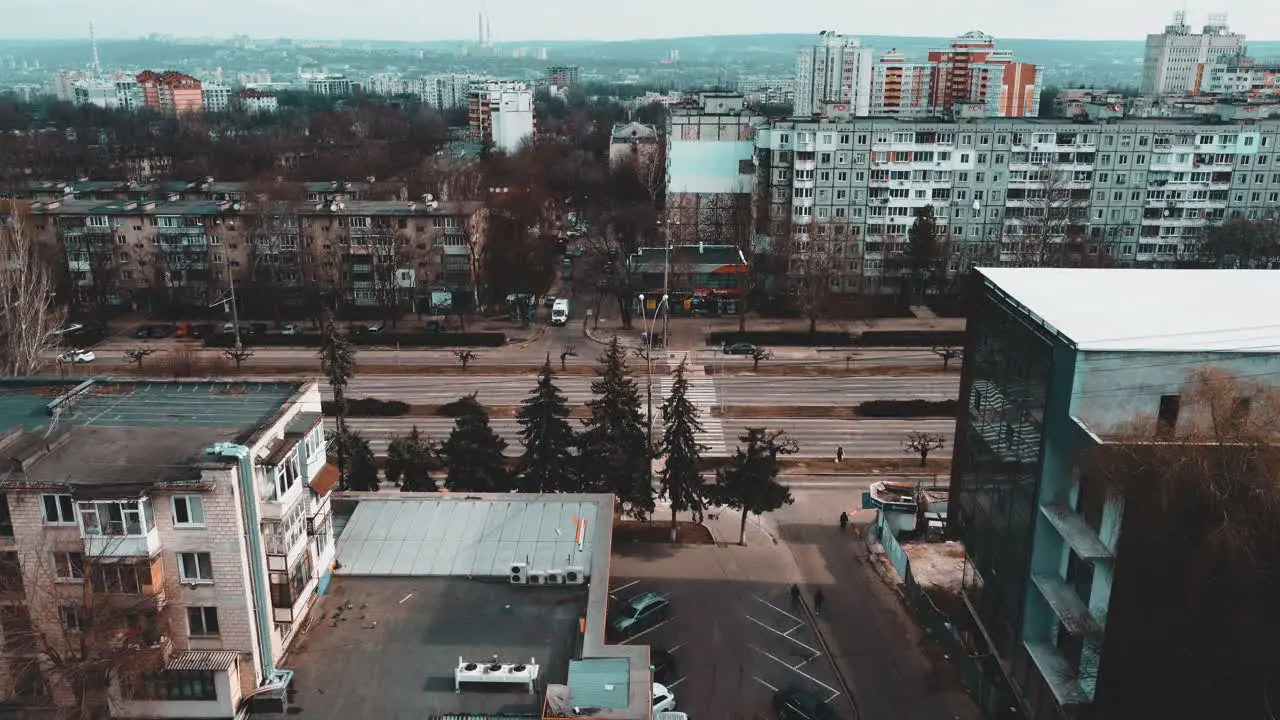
[136,70,205,115]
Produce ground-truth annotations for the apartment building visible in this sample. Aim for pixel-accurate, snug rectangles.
[1196,53,1280,97]
[927,31,1041,118]
[238,90,279,114]
[1141,12,1246,96]
[468,81,536,153]
[794,31,875,117]
[27,194,485,316]
[416,74,478,109]
[870,50,934,118]
[949,268,1280,720]
[136,71,204,116]
[665,93,765,242]
[0,378,335,717]
[201,82,231,113]
[303,74,356,97]
[753,117,1280,292]
[609,121,660,173]
[546,65,580,89]
[736,75,796,106]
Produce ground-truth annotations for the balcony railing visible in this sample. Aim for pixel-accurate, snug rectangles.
[84,527,162,558]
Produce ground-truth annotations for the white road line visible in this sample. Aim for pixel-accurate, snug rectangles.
[754,595,804,623]
[667,677,687,689]
[610,580,640,598]
[618,618,672,645]
[753,676,780,692]
[751,646,842,698]
[745,615,821,656]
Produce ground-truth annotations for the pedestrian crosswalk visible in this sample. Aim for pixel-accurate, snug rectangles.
[660,361,729,456]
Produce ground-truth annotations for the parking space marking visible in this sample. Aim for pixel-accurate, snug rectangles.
[609,580,640,599]
[745,615,822,657]
[753,676,780,693]
[783,622,805,636]
[754,595,803,623]
[667,677,687,690]
[618,617,672,645]
[668,643,683,654]
[750,644,842,702]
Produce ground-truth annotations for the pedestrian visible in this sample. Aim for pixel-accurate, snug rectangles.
[813,589,825,615]
[836,445,844,463]
[839,511,849,531]
[790,584,800,608]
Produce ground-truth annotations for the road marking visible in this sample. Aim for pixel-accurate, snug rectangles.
[668,643,683,654]
[667,676,686,689]
[618,618,672,645]
[752,676,779,692]
[751,646,842,699]
[783,623,805,636]
[609,580,640,599]
[754,595,803,623]
[745,615,821,656]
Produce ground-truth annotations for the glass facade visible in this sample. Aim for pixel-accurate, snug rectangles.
[954,283,1056,657]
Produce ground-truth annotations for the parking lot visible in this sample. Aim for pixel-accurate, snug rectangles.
[608,573,845,719]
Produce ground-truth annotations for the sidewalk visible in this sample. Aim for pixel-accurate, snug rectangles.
[582,313,965,351]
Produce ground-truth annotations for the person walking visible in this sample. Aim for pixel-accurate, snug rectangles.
[839,511,849,531]
[790,584,801,609]
[835,445,844,463]
[813,589,825,615]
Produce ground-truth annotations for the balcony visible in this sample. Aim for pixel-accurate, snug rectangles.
[1040,504,1112,562]
[1024,641,1093,709]
[84,527,161,558]
[1032,574,1102,636]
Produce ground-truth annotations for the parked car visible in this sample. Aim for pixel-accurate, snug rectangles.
[723,342,759,355]
[281,323,303,335]
[248,322,268,335]
[652,683,676,714]
[565,244,586,259]
[58,349,95,364]
[650,648,677,684]
[773,689,842,720]
[189,323,215,339]
[172,323,191,338]
[423,320,442,333]
[363,322,386,334]
[221,322,239,334]
[544,295,557,308]
[53,323,84,336]
[608,591,670,639]
[134,325,156,339]
[151,324,176,338]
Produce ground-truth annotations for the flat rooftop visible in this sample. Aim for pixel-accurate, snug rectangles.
[285,576,585,719]
[980,268,1280,353]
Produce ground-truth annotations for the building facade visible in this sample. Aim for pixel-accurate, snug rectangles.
[201,83,231,113]
[27,194,485,316]
[546,65,580,89]
[751,117,1280,292]
[1196,53,1280,97]
[0,378,336,718]
[609,121,661,173]
[417,75,478,109]
[468,81,536,153]
[238,91,279,114]
[794,31,875,117]
[1141,12,1246,96]
[948,268,1280,720]
[927,31,1041,118]
[136,71,204,116]
[736,76,796,106]
[665,93,765,243]
[870,50,934,117]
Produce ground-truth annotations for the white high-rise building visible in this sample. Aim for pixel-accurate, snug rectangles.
[202,82,232,113]
[1141,12,1246,95]
[794,31,875,117]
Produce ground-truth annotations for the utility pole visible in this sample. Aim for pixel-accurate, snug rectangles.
[210,251,243,350]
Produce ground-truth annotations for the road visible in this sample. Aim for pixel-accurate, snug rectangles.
[333,416,955,459]
[328,374,959,407]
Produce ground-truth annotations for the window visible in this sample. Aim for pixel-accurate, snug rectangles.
[172,496,204,527]
[41,494,76,524]
[275,450,301,499]
[59,606,82,632]
[187,606,219,637]
[53,552,84,581]
[1157,394,1181,438]
[93,563,146,594]
[178,552,214,583]
[79,501,148,536]
[128,670,218,701]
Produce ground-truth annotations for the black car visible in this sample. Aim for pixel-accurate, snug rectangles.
[134,324,156,339]
[247,322,269,335]
[650,648,677,684]
[189,323,215,339]
[773,689,842,720]
[724,342,759,355]
[151,324,176,339]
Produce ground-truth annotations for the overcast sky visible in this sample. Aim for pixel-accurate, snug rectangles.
[4,0,1278,42]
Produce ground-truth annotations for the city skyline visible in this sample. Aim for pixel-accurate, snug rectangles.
[1,0,1279,43]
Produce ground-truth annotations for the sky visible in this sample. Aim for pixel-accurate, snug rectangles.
[4,0,1279,42]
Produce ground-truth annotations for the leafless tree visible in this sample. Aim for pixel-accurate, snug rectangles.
[122,347,157,369]
[1003,163,1090,267]
[559,342,578,371]
[222,347,255,371]
[932,346,963,371]
[778,230,840,333]
[0,206,67,376]
[902,430,947,466]
[749,346,774,372]
[454,349,477,371]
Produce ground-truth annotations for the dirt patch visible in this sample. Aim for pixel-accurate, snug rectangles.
[613,520,714,545]
[903,540,966,593]
[779,457,951,475]
[704,364,954,377]
[713,405,857,419]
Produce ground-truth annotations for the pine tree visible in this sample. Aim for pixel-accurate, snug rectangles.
[439,397,512,492]
[711,427,797,545]
[329,428,380,492]
[658,361,709,542]
[515,359,579,493]
[319,319,358,484]
[386,426,438,492]
[580,336,654,519]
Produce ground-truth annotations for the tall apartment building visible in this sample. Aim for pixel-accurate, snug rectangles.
[468,81,536,153]
[870,50,934,117]
[201,82,231,113]
[665,93,765,243]
[795,31,876,117]
[417,75,477,109]
[136,71,204,116]
[1141,12,1246,96]
[949,267,1280,720]
[927,31,1041,118]
[0,377,335,716]
[28,194,486,315]
[751,118,1280,292]
[546,65,580,89]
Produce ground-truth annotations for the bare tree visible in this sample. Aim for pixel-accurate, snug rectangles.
[748,346,774,372]
[1003,163,1090,267]
[453,349,477,371]
[779,230,839,333]
[122,347,157,369]
[0,206,67,375]
[902,430,947,466]
[222,347,255,371]
[931,346,963,371]
[559,342,578,371]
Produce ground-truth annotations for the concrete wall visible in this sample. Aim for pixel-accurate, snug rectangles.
[666,140,754,194]
[113,662,239,719]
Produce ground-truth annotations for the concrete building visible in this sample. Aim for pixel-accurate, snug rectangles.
[750,117,1280,292]
[1196,53,1280,97]
[0,378,335,717]
[870,50,934,118]
[71,80,122,109]
[547,65,580,89]
[665,93,765,242]
[609,121,661,173]
[927,31,1042,118]
[630,243,748,316]
[947,267,1280,720]
[136,71,204,116]
[303,74,356,97]
[736,76,796,106]
[794,31,875,117]
[201,82,231,113]
[468,81,536,153]
[416,74,478,109]
[1141,12,1246,96]
[237,90,279,114]
[27,193,486,315]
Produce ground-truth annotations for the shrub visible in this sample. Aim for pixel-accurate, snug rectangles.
[322,398,410,417]
[708,331,853,347]
[856,399,959,418]
[855,330,966,347]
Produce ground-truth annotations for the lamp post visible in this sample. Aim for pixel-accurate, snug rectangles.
[638,292,668,449]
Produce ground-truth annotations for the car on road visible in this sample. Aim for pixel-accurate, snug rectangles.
[248,322,269,335]
[151,324,176,338]
[772,689,842,720]
[650,647,677,684]
[58,349,95,364]
[565,244,586,259]
[189,323,215,339]
[53,323,84,336]
[134,324,156,339]
[172,323,191,338]
[652,683,676,714]
[723,342,759,355]
[352,322,385,335]
[544,294,557,308]
[608,591,670,639]
[551,298,570,326]
[281,323,303,335]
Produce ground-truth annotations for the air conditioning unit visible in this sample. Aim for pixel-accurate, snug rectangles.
[527,571,545,585]
[509,562,527,585]
[564,566,586,585]
[545,569,565,585]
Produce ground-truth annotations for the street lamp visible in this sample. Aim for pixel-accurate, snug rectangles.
[638,292,669,449]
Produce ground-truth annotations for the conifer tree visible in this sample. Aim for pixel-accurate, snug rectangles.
[711,427,797,545]
[439,396,512,492]
[579,336,654,519]
[386,426,438,492]
[658,361,709,542]
[515,359,579,493]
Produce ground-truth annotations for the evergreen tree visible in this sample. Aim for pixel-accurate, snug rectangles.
[319,319,358,483]
[329,428,380,492]
[515,360,579,493]
[439,397,512,492]
[386,426,438,492]
[657,361,709,542]
[711,427,797,545]
[906,205,941,299]
[580,336,654,519]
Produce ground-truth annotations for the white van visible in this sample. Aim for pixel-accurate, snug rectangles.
[551,298,570,326]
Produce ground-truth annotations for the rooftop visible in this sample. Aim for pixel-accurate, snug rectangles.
[979,268,1280,353]
[30,197,481,217]
[631,244,747,273]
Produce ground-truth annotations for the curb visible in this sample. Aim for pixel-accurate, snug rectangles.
[796,587,863,720]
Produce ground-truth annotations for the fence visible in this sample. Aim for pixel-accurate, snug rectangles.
[871,511,1022,717]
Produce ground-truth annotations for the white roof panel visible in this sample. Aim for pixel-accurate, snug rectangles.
[334,497,601,578]
[980,268,1280,353]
